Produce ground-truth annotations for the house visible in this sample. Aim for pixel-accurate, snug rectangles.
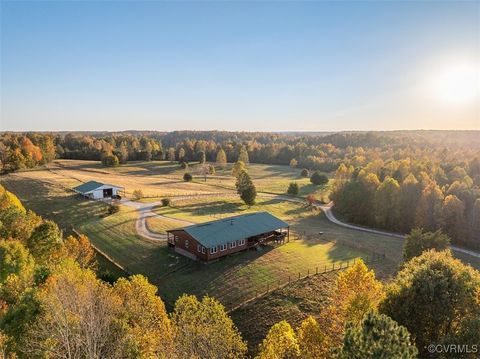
[72,180,124,200]
[167,211,289,261]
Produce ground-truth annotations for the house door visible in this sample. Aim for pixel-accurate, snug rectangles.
[103,188,113,198]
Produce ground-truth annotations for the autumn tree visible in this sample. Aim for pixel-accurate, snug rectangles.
[440,194,467,244]
[289,158,298,168]
[380,250,480,357]
[232,161,246,177]
[397,173,421,233]
[338,312,417,359]
[374,177,400,230]
[216,148,227,169]
[255,320,300,359]
[171,295,247,359]
[113,275,174,358]
[414,181,444,232]
[318,260,383,357]
[297,316,325,359]
[62,235,96,270]
[198,150,206,164]
[178,148,186,161]
[25,262,124,358]
[167,147,176,161]
[238,146,249,164]
[0,240,35,305]
[235,170,257,206]
[403,228,450,262]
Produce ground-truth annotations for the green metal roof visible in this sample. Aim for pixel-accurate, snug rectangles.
[72,181,105,194]
[170,211,289,248]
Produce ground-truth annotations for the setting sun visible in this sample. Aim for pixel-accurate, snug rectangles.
[432,62,479,105]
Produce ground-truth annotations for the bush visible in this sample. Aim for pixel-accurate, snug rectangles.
[301,168,309,177]
[161,198,171,207]
[287,182,299,195]
[310,172,328,185]
[180,161,188,170]
[183,173,193,182]
[108,204,120,215]
[132,189,144,200]
[289,158,298,168]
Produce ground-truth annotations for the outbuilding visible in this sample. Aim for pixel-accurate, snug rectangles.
[167,211,289,261]
[73,180,124,200]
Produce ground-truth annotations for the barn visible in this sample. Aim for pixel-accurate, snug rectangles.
[167,211,289,261]
[73,180,124,200]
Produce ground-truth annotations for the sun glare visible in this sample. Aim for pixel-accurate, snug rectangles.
[432,62,480,105]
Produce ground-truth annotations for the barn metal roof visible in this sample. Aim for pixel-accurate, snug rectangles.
[73,181,104,194]
[169,211,289,248]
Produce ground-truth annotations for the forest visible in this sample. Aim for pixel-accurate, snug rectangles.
[1,130,479,249]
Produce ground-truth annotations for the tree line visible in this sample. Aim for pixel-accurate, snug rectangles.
[331,155,480,250]
[3,130,478,173]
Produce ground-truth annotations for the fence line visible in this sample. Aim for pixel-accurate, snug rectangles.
[226,254,383,313]
[71,227,130,275]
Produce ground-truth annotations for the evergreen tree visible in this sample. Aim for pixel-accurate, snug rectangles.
[287,182,299,195]
[338,312,417,359]
[310,172,328,185]
[403,228,450,262]
[235,170,257,206]
[26,221,63,265]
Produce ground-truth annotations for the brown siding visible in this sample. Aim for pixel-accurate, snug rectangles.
[168,230,248,261]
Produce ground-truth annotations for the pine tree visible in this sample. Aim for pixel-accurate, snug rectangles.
[235,170,257,206]
[338,312,417,359]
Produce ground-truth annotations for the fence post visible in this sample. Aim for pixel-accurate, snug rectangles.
[316,266,318,275]
[307,269,309,277]
[333,263,335,270]
[298,272,300,280]
[288,275,291,283]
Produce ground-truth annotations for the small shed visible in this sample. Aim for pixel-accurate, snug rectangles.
[167,211,289,261]
[73,180,124,200]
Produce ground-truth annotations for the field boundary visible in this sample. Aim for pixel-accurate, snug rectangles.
[72,227,131,275]
[227,255,383,313]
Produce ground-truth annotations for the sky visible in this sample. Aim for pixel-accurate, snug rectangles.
[1,1,479,132]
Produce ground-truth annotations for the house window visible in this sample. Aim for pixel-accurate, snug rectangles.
[230,241,237,249]
[197,245,202,253]
[201,247,205,254]
[239,239,246,246]
[174,235,179,243]
[185,240,189,248]
[210,246,218,254]
[220,244,228,251]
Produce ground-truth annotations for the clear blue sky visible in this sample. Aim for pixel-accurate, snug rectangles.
[1,1,478,131]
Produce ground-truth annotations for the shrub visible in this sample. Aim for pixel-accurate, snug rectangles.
[132,189,144,200]
[310,172,328,185]
[301,168,309,177]
[183,173,193,182]
[290,158,298,168]
[108,204,120,215]
[161,198,171,207]
[287,182,299,195]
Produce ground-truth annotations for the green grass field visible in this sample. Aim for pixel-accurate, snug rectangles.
[7,160,479,312]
